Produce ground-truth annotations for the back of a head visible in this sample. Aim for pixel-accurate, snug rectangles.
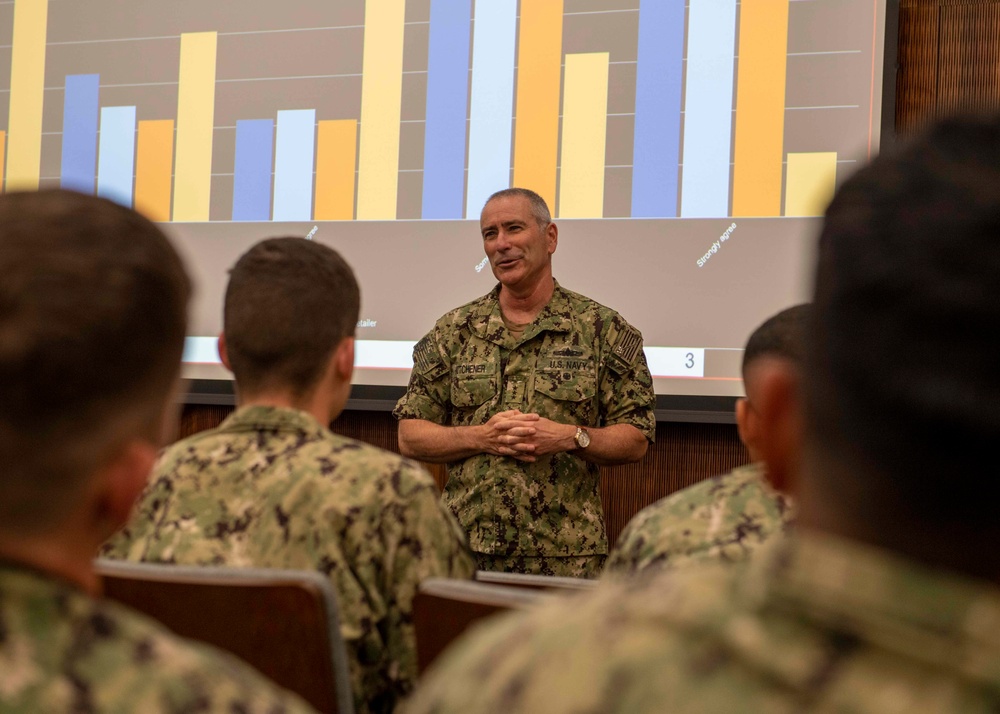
[742,304,811,377]
[0,190,190,535]
[807,115,1000,534]
[224,237,360,396]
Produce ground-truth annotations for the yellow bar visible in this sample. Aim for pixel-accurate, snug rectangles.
[135,120,175,222]
[558,53,609,218]
[315,120,358,220]
[512,0,563,211]
[0,131,6,192]
[731,0,789,217]
[173,32,217,221]
[5,0,49,191]
[784,152,837,217]
[356,0,405,220]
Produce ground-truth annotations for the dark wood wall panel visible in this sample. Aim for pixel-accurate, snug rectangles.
[897,0,1000,134]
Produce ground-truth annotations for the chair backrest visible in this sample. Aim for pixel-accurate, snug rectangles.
[474,570,600,591]
[94,559,354,714]
[413,578,548,675]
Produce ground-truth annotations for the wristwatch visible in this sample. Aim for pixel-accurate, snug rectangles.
[573,426,591,450]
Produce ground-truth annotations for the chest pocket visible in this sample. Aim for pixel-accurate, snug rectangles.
[533,370,597,403]
[451,376,496,407]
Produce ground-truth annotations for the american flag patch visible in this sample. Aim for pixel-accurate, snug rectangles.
[612,325,642,366]
[413,336,438,374]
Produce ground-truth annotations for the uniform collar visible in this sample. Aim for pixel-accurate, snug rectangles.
[470,280,574,345]
[218,404,329,436]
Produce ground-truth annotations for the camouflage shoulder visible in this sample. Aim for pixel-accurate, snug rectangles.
[434,289,498,332]
[320,432,440,495]
[605,313,645,374]
[406,568,746,714]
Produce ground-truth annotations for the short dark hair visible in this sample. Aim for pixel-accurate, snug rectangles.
[742,304,811,377]
[483,188,552,228]
[806,115,1000,527]
[224,237,360,396]
[0,190,190,534]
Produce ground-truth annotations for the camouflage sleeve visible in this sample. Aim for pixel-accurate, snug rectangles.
[603,501,669,575]
[381,460,477,701]
[393,326,452,424]
[598,314,656,441]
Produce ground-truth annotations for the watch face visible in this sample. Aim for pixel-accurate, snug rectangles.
[576,428,591,448]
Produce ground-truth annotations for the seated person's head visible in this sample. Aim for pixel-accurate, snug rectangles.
[761,116,1000,577]
[0,190,190,581]
[736,304,810,466]
[219,238,360,420]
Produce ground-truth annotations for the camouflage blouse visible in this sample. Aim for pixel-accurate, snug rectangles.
[394,282,655,558]
[405,532,1000,714]
[605,462,794,575]
[103,406,476,714]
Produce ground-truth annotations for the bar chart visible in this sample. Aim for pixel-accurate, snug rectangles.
[1,0,883,223]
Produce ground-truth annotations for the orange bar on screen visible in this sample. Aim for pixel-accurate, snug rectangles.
[512,0,563,210]
[135,120,175,222]
[731,0,790,217]
[315,120,358,220]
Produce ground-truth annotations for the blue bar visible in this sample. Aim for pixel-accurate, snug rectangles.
[680,0,737,218]
[60,74,100,194]
[421,0,473,219]
[464,0,517,218]
[232,119,274,221]
[631,1,685,218]
[96,106,136,207]
[272,109,316,221]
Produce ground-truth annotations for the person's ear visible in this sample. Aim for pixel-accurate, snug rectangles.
[217,333,231,372]
[752,363,801,495]
[735,397,760,461]
[93,440,157,539]
[547,221,558,254]
[335,336,355,383]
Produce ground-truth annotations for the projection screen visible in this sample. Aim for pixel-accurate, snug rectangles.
[0,0,893,413]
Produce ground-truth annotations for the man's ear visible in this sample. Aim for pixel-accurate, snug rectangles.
[546,221,558,255]
[217,333,232,372]
[335,336,355,383]
[752,362,802,495]
[735,397,758,460]
[93,440,157,538]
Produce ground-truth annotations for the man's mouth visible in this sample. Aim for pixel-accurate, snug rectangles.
[496,256,521,268]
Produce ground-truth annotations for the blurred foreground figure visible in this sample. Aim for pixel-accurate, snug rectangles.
[0,191,314,713]
[604,304,808,575]
[404,117,1000,713]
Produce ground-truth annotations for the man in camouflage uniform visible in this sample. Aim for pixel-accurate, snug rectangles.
[403,117,1000,713]
[0,191,313,713]
[604,305,808,575]
[394,188,655,579]
[103,238,476,714]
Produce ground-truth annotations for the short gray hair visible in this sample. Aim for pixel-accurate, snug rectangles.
[483,187,551,228]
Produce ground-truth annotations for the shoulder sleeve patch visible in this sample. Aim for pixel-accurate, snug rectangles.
[610,323,643,373]
[413,335,448,380]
